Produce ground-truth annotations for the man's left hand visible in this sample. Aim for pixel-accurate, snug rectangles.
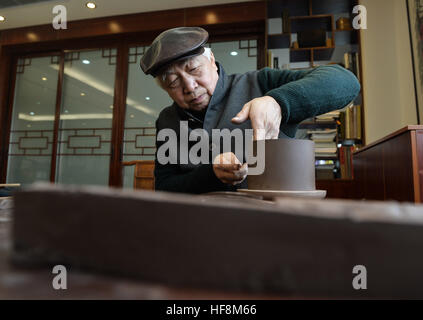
[231,96,281,140]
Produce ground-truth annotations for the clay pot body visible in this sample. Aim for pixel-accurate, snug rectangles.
[248,139,316,191]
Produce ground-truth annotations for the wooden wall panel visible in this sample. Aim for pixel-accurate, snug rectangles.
[319,127,423,203]
[0,10,186,46]
[354,143,385,201]
[185,2,266,26]
[353,128,420,203]
[414,131,423,202]
[0,2,266,47]
[316,179,358,199]
[351,153,366,199]
[383,132,414,201]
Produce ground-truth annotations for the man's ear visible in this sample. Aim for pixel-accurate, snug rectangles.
[209,50,218,71]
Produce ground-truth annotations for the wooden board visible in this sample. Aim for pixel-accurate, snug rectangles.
[11,183,423,298]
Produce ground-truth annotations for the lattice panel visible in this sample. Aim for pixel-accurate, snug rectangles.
[50,55,60,65]
[102,48,118,65]
[123,127,156,156]
[16,58,32,74]
[128,46,146,64]
[8,129,53,156]
[9,127,158,157]
[239,39,258,57]
[58,128,112,156]
[64,52,80,67]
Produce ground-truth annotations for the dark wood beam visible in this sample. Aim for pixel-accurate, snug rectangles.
[0,2,266,47]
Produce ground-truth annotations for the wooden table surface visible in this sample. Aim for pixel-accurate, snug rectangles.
[0,207,285,300]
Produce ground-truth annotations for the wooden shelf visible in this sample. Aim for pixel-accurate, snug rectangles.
[317,178,354,182]
[290,46,334,51]
[298,122,337,130]
[315,155,338,160]
[266,0,365,158]
[301,120,337,125]
[290,14,333,20]
[268,33,290,37]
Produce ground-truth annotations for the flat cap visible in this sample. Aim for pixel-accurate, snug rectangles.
[140,27,209,77]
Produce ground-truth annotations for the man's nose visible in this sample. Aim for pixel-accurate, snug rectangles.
[182,75,198,94]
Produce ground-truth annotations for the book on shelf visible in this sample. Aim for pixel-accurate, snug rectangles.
[315,153,338,159]
[315,110,340,122]
[307,128,337,134]
[315,159,336,180]
[308,130,337,140]
[312,136,336,143]
[309,128,337,158]
[315,147,337,154]
[339,146,354,179]
[343,52,361,82]
[315,159,335,165]
[310,132,337,142]
[339,105,362,141]
[314,142,336,149]
[267,50,274,68]
[316,164,336,170]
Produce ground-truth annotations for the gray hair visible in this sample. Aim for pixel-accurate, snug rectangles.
[155,47,212,88]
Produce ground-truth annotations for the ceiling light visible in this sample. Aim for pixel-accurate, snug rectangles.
[86,2,96,9]
[130,114,135,119]
[109,105,114,109]
[80,93,86,96]
[42,77,47,81]
[64,110,69,113]
[19,113,113,121]
[0,16,5,22]
[145,97,151,101]
[230,51,238,56]
[29,112,35,116]
[82,60,90,64]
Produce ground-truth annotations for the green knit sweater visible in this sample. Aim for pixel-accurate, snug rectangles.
[154,64,360,194]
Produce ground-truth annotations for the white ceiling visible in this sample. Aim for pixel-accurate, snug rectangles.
[0,0,258,30]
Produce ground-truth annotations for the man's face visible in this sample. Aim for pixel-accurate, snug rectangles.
[160,52,219,112]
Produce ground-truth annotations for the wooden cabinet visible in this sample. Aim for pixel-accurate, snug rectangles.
[318,126,423,203]
[352,126,423,203]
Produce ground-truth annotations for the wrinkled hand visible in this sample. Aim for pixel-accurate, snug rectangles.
[231,96,281,140]
[213,152,248,185]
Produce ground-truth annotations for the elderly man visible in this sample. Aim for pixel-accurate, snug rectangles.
[140,27,360,194]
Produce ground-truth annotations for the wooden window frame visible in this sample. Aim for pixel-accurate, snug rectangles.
[0,1,266,187]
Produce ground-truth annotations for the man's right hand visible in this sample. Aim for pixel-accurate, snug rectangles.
[213,152,248,185]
